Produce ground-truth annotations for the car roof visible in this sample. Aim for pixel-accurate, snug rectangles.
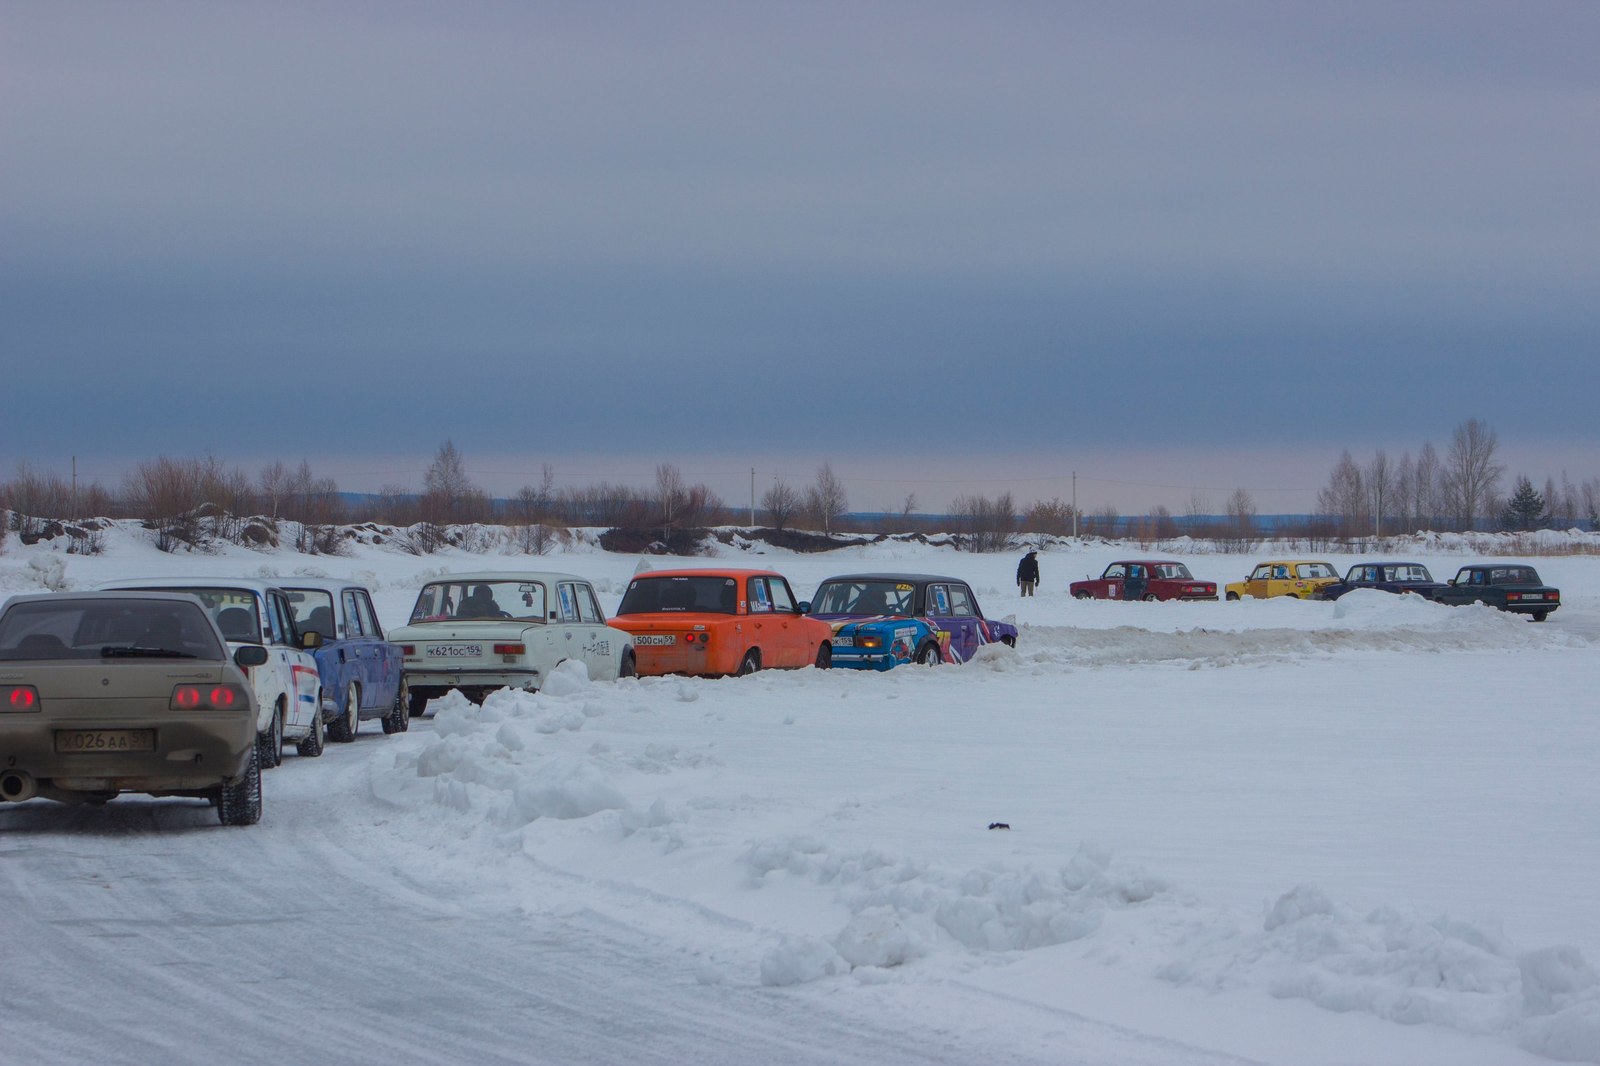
[4,590,213,610]
[1107,560,1186,567]
[630,568,786,579]
[815,573,969,585]
[275,577,374,594]
[98,577,288,594]
[414,570,594,584]
[1356,561,1431,568]
[1253,560,1333,566]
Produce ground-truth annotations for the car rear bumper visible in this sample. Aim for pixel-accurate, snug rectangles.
[403,667,541,690]
[0,714,255,799]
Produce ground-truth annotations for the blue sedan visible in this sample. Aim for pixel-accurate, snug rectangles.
[805,573,1018,670]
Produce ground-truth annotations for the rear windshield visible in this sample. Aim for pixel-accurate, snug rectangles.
[809,580,915,616]
[618,576,739,615]
[0,599,226,661]
[1150,564,1194,581]
[1296,563,1337,579]
[1490,567,1540,585]
[409,580,547,623]
[114,586,263,643]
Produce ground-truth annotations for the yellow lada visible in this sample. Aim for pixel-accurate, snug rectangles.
[1224,560,1340,601]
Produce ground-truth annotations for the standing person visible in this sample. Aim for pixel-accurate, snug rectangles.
[1016,549,1040,597]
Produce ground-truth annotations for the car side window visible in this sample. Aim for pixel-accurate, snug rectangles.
[767,578,797,613]
[265,593,292,646]
[748,578,773,613]
[928,584,952,615]
[355,592,383,639]
[577,584,604,624]
[556,583,581,622]
[1251,565,1271,581]
[1105,564,1127,580]
[947,585,976,617]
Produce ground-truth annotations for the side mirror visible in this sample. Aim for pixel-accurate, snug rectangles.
[235,645,269,668]
[1448,579,1457,586]
[797,601,811,613]
[299,630,323,650]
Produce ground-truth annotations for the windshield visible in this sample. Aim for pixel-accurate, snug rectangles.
[409,581,547,623]
[284,589,336,639]
[617,576,740,615]
[0,598,225,661]
[809,580,915,616]
[1150,563,1193,581]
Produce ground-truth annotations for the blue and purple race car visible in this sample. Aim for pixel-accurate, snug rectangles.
[804,573,1018,670]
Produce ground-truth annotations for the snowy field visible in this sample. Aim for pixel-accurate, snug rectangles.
[3,529,1600,1065]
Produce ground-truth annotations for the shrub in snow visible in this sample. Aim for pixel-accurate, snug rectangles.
[759,937,848,987]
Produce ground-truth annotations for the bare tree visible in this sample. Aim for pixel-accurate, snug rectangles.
[760,478,801,531]
[1224,487,1257,549]
[804,463,848,536]
[1366,450,1394,540]
[654,463,687,531]
[417,440,480,549]
[123,456,210,551]
[1412,441,1442,530]
[258,461,292,520]
[1018,497,1074,537]
[950,492,1016,552]
[1441,418,1503,531]
[1315,450,1366,541]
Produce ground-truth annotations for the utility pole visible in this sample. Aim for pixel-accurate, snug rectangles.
[1071,470,1078,539]
[71,456,78,519]
[750,468,756,527]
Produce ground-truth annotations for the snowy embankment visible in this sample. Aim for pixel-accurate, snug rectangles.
[366,591,1598,1065]
[5,524,1600,1064]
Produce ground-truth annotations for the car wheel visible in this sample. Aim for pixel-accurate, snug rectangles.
[328,683,359,743]
[408,689,430,718]
[296,707,325,758]
[814,644,832,669]
[257,702,284,769]
[1073,591,1092,600]
[1000,634,1016,647]
[1226,592,1240,601]
[916,642,941,666]
[381,681,408,735]
[218,742,263,826]
[736,650,760,676]
[1142,593,1159,602]
[619,649,637,679]
[1532,609,1549,622]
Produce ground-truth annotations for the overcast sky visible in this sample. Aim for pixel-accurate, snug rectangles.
[3,2,1597,512]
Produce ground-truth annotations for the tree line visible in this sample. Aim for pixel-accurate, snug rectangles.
[3,422,1594,557]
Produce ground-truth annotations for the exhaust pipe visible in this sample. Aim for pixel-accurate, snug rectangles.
[0,770,38,803]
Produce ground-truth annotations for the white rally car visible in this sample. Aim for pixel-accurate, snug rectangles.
[98,578,324,767]
[390,571,635,716]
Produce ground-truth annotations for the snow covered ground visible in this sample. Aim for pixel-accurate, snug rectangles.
[4,528,1600,1065]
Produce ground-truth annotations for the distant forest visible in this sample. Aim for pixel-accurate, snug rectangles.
[4,420,1595,557]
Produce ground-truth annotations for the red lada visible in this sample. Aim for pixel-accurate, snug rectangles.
[1070,560,1218,601]
[610,569,834,676]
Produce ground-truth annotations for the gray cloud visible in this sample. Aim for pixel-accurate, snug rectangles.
[3,1,1597,485]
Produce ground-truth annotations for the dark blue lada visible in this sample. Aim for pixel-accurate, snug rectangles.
[1313,562,1448,601]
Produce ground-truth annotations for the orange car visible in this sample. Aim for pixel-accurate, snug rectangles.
[610,568,834,676]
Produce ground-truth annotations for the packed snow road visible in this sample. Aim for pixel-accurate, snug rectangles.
[2,728,1261,1066]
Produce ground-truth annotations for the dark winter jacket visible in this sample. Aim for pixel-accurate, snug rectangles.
[1016,552,1040,584]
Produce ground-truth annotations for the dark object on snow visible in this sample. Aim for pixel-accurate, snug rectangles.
[988,822,1011,830]
[1015,551,1040,585]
